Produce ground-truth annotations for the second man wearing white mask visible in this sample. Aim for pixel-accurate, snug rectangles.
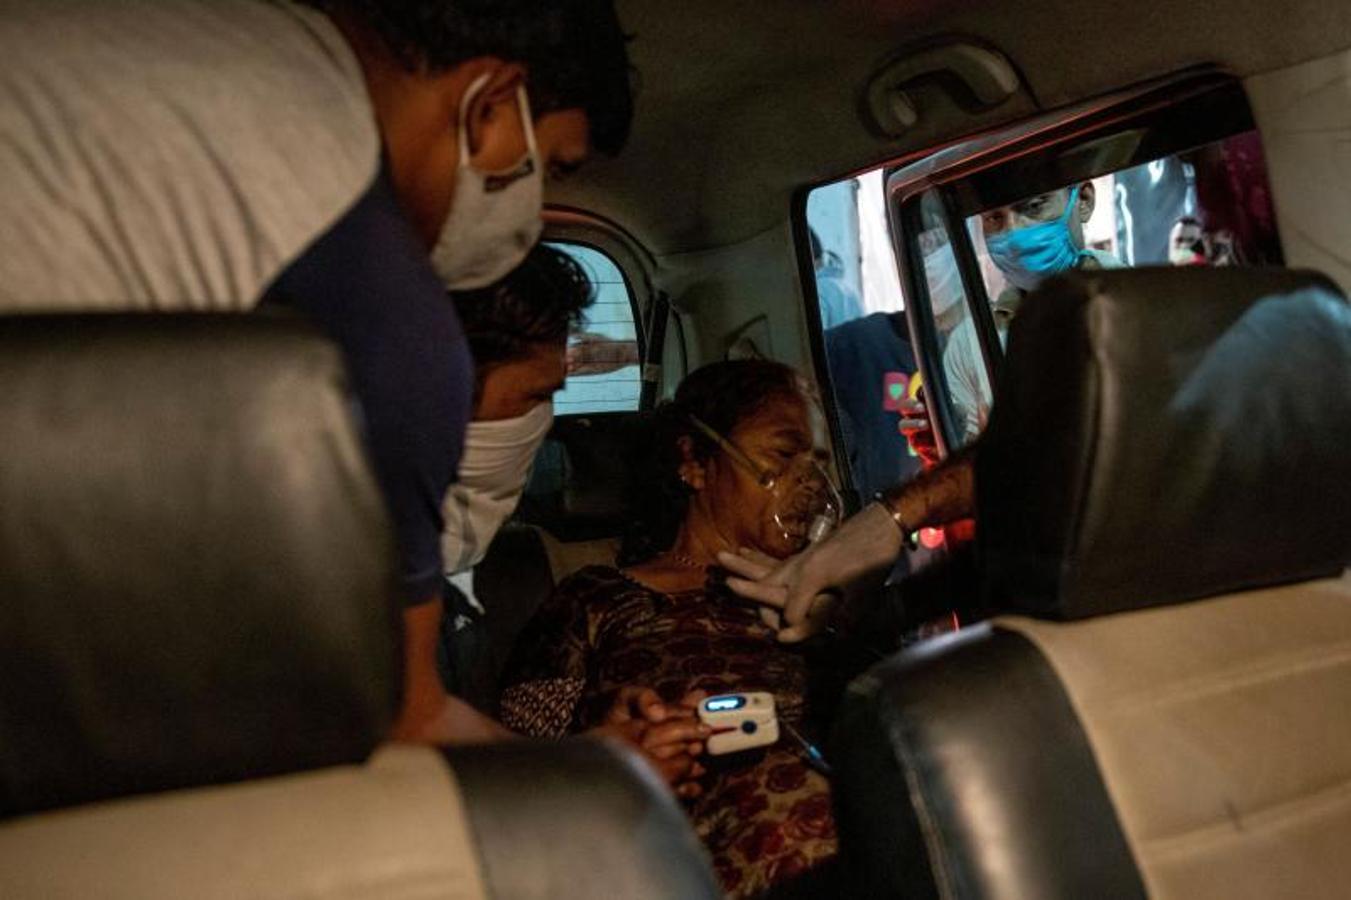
[442,246,582,577]
[440,245,713,791]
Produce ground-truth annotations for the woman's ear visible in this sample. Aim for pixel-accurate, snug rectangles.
[676,435,707,490]
[1077,180,1096,224]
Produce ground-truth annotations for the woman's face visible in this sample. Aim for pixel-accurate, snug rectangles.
[692,390,829,559]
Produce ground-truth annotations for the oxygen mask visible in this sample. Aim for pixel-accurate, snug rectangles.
[688,414,843,550]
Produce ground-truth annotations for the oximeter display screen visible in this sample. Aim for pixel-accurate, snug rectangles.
[705,696,745,712]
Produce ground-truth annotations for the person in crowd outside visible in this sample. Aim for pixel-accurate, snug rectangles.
[943,182,1122,442]
[823,313,925,502]
[810,228,865,329]
[1169,216,1211,266]
[719,184,1120,642]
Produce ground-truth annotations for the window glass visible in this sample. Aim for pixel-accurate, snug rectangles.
[547,242,642,415]
[921,128,1282,445]
[805,170,905,327]
[804,171,923,505]
[917,193,991,449]
[964,130,1281,309]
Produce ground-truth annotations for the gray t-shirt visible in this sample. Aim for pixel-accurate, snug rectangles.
[0,1,472,605]
[0,0,379,310]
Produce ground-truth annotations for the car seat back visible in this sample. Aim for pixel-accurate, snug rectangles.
[834,269,1351,899]
[0,314,399,815]
[0,314,720,899]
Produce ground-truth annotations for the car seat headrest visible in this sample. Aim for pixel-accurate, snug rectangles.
[0,315,401,818]
[977,267,1351,620]
[519,412,653,541]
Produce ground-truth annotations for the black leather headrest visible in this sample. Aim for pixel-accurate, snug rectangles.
[0,315,401,818]
[978,268,1351,620]
[520,412,652,540]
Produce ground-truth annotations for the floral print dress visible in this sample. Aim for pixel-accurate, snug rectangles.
[499,565,837,899]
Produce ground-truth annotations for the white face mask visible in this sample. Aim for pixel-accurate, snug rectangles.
[923,241,966,331]
[432,73,545,290]
[442,401,554,574]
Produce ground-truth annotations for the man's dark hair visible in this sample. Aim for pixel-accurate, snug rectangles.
[449,243,593,394]
[301,0,635,154]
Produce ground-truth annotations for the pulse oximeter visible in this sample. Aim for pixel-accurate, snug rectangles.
[698,692,779,755]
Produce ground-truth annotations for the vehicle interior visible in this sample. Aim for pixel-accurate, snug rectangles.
[3,1,1350,898]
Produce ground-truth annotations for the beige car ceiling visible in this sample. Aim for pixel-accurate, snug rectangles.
[549,0,1351,256]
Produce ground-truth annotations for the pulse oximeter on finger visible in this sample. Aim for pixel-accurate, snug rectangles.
[698,692,779,755]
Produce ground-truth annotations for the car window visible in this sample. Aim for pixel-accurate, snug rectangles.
[964,130,1282,309]
[547,242,642,415]
[805,170,905,329]
[917,192,994,449]
[803,171,924,505]
[894,79,1283,450]
[948,130,1281,442]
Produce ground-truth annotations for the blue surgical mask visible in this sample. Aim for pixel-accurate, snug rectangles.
[985,187,1087,292]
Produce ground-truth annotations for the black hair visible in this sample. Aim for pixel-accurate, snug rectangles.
[449,244,594,400]
[618,359,803,566]
[301,0,635,155]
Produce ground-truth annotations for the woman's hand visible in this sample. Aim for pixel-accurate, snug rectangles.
[718,503,904,642]
[590,687,711,797]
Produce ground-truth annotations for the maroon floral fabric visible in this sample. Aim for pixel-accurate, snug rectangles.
[500,565,836,899]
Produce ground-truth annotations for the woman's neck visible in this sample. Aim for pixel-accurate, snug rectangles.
[623,508,732,593]
[671,500,737,568]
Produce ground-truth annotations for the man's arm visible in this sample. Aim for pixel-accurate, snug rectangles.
[261,168,481,740]
[565,334,640,376]
[263,168,472,603]
[876,448,976,535]
[392,600,514,743]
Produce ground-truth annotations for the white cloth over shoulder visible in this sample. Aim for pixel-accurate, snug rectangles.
[0,0,380,311]
[943,316,993,444]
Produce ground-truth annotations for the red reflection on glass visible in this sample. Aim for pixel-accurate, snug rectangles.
[919,527,946,550]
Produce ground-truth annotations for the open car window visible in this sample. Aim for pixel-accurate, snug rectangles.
[963,130,1281,302]
[892,76,1284,451]
[919,193,994,447]
[803,172,925,509]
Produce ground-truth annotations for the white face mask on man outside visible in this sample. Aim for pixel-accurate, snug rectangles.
[923,241,966,332]
[442,401,554,574]
[432,73,545,290]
